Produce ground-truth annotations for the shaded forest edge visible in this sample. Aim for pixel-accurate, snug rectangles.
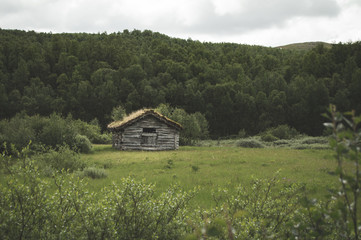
[1,28,361,138]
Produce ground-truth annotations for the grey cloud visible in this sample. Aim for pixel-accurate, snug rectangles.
[0,0,342,40]
[180,0,341,35]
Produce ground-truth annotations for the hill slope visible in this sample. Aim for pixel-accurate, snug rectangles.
[0,29,360,137]
[275,41,332,51]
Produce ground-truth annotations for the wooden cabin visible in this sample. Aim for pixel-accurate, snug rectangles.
[107,109,182,151]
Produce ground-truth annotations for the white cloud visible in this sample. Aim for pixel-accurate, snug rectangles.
[0,0,359,46]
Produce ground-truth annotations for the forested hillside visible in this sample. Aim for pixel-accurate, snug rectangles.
[1,28,361,137]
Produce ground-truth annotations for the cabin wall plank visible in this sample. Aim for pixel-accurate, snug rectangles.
[112,115,180,151]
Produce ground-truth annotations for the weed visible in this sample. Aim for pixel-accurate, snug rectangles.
[165,159,174,169]
[191,165,199,173]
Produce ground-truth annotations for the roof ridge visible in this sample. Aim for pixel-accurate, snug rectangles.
[107,108,182,130]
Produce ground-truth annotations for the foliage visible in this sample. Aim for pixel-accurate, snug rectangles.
[322,105,361,239]
[237,138,265,148]
[72,118,112,144]
[191,165,199,173]
[2,29,361,138]
[74,134,92,153]
[0,106,360,239]
[197,136,330,149]
[35,145,86,173]
[0,114,107,153]
[111,105,126,121]
[263,124,300,140]
[261,133,279,142]
[198,173,305,239]
[156,104,209,145]
[0,146,196,239]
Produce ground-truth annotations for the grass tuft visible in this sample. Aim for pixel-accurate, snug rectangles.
[81,167,108,179]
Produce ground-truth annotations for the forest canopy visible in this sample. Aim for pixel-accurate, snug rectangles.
[1,28,361,137]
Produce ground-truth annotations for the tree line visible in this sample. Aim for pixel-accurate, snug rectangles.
[1,28,361,137]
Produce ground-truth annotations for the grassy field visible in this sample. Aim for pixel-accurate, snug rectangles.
[81,144,339,208]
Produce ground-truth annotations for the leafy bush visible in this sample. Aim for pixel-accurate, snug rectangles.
[38,114,76,149]
[189,174,305,239]
[237,138,264,148]
[74,134,92,153]
[273,139,290,146]
[156,104,209,145]
[81,167,107,179]
[0,148,197,239]
[261,133,279,142]
[72,118,111,144]
[0,113,108,153]
[300,136,328,145]
[265,124,299,140]
[36,145,86,173]
[321,106,361,239]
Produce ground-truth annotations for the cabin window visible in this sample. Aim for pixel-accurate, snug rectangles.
[143,128,156,133]
[141,128,157,146]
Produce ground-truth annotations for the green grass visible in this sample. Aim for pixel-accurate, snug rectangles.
[81,144,339,209]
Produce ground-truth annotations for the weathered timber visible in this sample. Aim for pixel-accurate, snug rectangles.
[108,109,182,151]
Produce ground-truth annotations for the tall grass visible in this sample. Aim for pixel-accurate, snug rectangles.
[82,143,338,208]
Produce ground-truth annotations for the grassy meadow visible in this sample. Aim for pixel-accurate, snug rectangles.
[81,143,339,208]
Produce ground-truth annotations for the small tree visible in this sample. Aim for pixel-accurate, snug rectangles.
[323,105,361,239]
[111,105,126,122]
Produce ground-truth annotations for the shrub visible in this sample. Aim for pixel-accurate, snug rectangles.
[300,136,328,145]
[92,133,112,144]
[0,148,196,240]
[204,174,305,239]
[82,167,107,179]
[39,114,77,148]
[156,104,209,145]
[0,114,111,154]
[72,118,111,144]
[273,139,290,146]
[36,146,86,173]
[237,139,264,148]
[261,133,279,142]
[74,134,92,153]
[266,125,299,140]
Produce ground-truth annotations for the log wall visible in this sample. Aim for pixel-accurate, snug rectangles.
[112,116,179,151]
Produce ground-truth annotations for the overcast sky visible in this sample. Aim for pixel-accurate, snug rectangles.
[1,0,360,47]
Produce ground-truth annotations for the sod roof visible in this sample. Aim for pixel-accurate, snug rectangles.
[107,109,183,130]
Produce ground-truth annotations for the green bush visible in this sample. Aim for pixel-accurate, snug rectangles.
[0,147,196,239]
[300,136,328,145]
[36,145,86,173]
[266,124,299,140]
[156,104,209,145]
[74,134,92,153]
[0,114,109,153]
[72,118,111,144]
[200,174,305,239]
[38,114,77,149]
[273,139,290,146]
[237,138,264,148]
[261,133,279,142]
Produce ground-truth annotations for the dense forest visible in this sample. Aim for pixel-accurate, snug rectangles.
[0,28,361,137]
